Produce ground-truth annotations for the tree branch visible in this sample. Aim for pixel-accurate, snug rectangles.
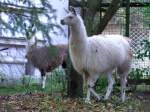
[0,2,46,14]
[95,0,122,34]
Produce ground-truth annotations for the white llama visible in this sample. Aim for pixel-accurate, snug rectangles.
[61,7,132,103]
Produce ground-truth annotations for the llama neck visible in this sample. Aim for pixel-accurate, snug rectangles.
[69,21,87,50]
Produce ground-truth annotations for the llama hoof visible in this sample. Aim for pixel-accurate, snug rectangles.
[96,95,101,101]
[85,99,91,104]
[100,96,108,102]
[121,95,126,103]
[104,97,108,101]
[121,98,125,103]
[104,95,109,101]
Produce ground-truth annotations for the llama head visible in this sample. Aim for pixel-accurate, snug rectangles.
[25,36,37,58]
[60,7,79,26]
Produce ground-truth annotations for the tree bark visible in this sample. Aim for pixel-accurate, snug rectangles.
[66,56,83,98]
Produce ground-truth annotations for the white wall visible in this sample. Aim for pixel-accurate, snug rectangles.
[49,0,69,45]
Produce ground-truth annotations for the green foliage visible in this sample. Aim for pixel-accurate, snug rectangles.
[129,68,150,79]
[95,76,108,93]
[129,39,150,80]
[136,40,150,60]
[129,68,146,79]
[48,46,59,57]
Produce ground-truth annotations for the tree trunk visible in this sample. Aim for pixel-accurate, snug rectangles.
[66,56,83,98]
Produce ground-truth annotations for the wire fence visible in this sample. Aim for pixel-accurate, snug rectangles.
[102,2,150,80]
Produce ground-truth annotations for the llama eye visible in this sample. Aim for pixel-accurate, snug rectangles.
[69,16,73,19]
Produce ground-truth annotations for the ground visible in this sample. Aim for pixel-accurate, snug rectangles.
[0,91,150,112]
[0,81,149,112]
[133,91,150,112]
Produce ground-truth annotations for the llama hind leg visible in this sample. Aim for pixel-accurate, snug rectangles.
[120,73,128,102]
[85,86,91,103]
[118,59,131,102]
[104,73,115,100]
[90,87,100,100]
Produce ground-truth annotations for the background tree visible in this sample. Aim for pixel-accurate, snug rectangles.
[0,0,63,42]
[70,0,122,35]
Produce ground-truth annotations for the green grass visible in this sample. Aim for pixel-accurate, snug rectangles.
[0,82,66,95]
[136,84,150,91]
[0,84,43,95]
[0,69,67,95]
[0,76,67,95]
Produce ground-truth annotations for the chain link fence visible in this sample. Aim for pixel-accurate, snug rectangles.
[102,1,150,82]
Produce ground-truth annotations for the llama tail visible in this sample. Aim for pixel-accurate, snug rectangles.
[124,37,132,45]
[124,37,133,58]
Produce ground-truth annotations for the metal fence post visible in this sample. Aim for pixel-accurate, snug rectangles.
[125,0,130,37]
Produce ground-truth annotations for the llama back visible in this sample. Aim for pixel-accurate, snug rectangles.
[84,35,131,74]
[27,45,67,72]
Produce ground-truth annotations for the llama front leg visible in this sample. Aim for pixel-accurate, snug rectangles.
[85,86,101,103]
[40,69,46,89]
[42,75,46,89]
[85,86,91,103]
[90,87,101,100]
[104,73,115,100]
[85,75,100,103]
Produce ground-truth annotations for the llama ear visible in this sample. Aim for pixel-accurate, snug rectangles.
[64,8,69,13]
[69,6,77,16]
[33,36,38,47]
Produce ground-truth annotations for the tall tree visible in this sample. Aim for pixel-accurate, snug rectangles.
[70,0,122,35]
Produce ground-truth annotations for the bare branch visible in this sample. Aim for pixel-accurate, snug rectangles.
[95,0,122,34]
[0,2,46,14]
